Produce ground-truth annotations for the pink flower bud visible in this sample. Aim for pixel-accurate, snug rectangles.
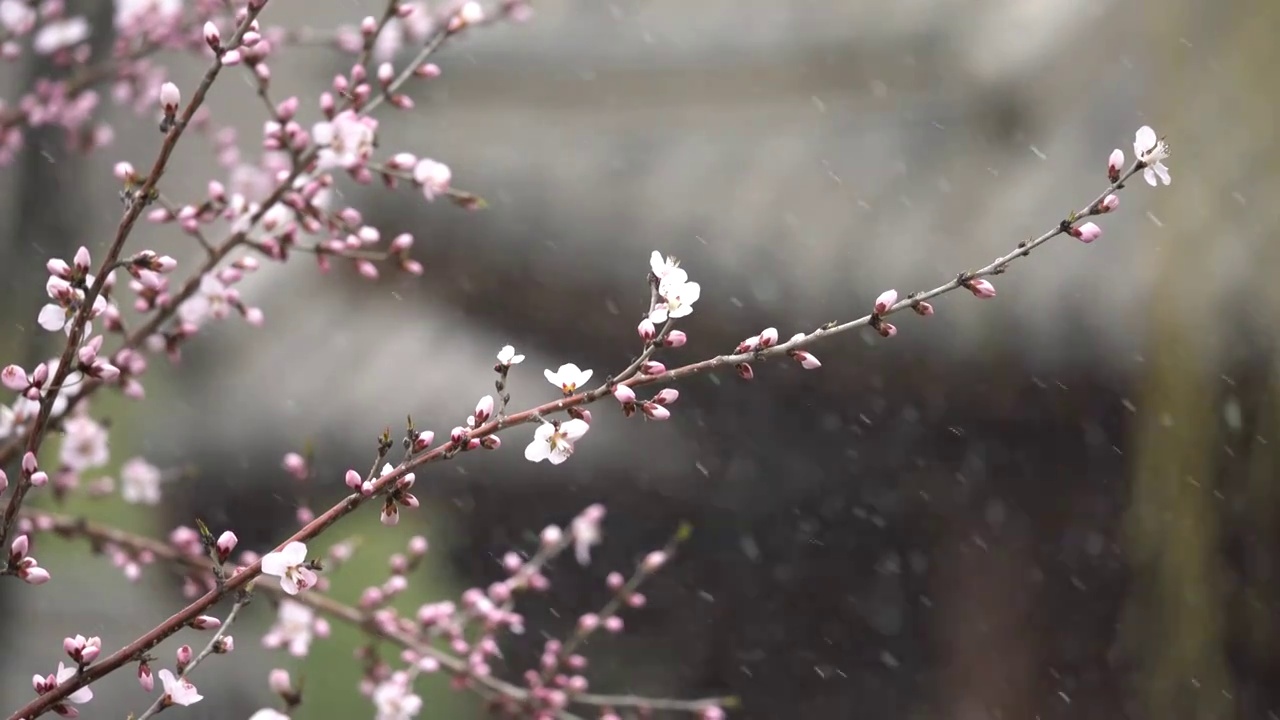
[1071,221,1103,243]
[390,233,414,252]
[11,534,29,561]
[540,525,564,547]
[652,388,679,405]
[177,644,194,668]
[912,301,934,316]
[203,21,221,50]
[640,361,666,375]
[409,536,429,555]
[663,330,687,347]
[736,362,754,380]
[344,469,362,490]
[603,616,623,634]
[759,327,779,347]
[792,350,821,369]
[159,82,180,112]
[1,365,28,390]
[577,613,600,632]
[874,288,898,315]
[0,469,7,494]
[413,431,435,452]
[966,278,997,299]
[877,322,897,338]
[268,668,292,695]
[613,384,636,404]
[637,318,656,341]
[643,551,668,572]
[222,49,242,65]
[137,661,154,691]
[473,395,494,425]
[1099,194,1119,213]
[73,246,91,272]
[216,531,237,562]
[22,451,37,474]
[282,452,307,479]
[30,471,49,487]
[20,565,51,585]
[1107,148,1124,182]
[641,402,671,420]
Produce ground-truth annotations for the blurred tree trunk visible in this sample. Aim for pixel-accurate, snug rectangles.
[1121,1,1280,718]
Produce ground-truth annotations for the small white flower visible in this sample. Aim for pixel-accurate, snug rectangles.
[373,673,423,720]
[649,268,701,324]
[178,275,232,327]
[39,274,108,335]
[114,0,181,30]
[158,668,203,706]
[1133,125,1171,187]
[60,413,109,471]
[543,364,592,394]
[261,541,318,595]
[0,1,37,35]
[649,250,680,280]
[412,158,451,201]
[120,457,162,505]
[570,506,605,566]
[54,662,93,705]
[262,600,316,657]
[497,345,525,367]
[312,111,377,170]
[524,419,590,465]
[33,16,90,54]
[249,711,291,720]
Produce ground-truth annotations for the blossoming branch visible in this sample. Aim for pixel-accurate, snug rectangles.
[0,0,1172,717]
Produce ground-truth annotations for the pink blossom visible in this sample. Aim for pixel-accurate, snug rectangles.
[874,289,898,314]
[120,457,162,505]
[312,110,377,170]
[261,541,317,595]
[412,158,451,200]
[262,600,317,657]
[158,668,202,706]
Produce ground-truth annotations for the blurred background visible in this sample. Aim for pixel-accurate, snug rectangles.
[3,0,1280,717]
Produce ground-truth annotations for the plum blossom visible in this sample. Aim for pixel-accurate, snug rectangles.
[114,0,181,30]
[1133,125,1171,187]
[59,413,109,471]
[372,673,423,720]
[497,345,525,367]
[39,274,109,335]
[524,420,589,465]
[0,1,36,35]
[157,669,202,706]
[261,542,317,595]
[412,158,451,200]
[178,275,233,327]
[649,251,680,281]
[544,363,592,394]
[120,457,162,505]
[649,267,701,324]
[262,600,319,657]
[570,504,605,565]
[32,663,93,715]
[313,111,377,170]
[33,16,90,54]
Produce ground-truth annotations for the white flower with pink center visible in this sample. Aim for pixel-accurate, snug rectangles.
[312,111,377,170]
[524,419,589,465]
[261,541,317,595]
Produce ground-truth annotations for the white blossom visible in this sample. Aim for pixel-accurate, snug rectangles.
[1133,125,1171,187]
[524,420,589,465]
[543,364,592,394]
